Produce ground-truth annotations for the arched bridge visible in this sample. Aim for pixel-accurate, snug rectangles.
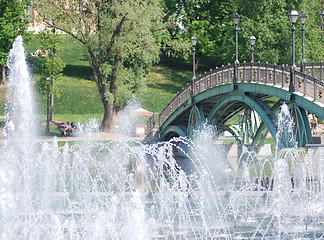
[146,62,324,149]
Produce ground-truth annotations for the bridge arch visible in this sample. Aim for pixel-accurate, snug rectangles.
[155,62,324,147]
[187,104,205,137]
[160,125,187,140]
[206,93,277,143]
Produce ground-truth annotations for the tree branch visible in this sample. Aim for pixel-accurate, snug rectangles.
[100,13,128,64]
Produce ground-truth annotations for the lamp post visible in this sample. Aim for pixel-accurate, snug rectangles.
[45,77,51,134]
[249,35,256,63]
[191,36,197,96]
[300,13,307,72]
[233,13,240,83]
[233,13,240,64]
[289,10,299,69]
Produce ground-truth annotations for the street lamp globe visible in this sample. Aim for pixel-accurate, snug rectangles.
[249,35,256,46]
[320,9,324,25]
[299,13,307,25]
[191,36,197,47]
[45,77,51,85]
[289,10,299,24]
[232,13,240,25]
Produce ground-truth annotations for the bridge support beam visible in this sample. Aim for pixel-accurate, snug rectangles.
[160,125,187,140]
[187,104,206,137]
[207,93,277,143]
[289,104,312,146]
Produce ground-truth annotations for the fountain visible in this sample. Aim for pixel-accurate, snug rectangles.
[0,36,323,239]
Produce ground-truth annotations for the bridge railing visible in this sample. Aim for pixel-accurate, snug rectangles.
[294,71,324,102]
[304,61,324,81]
[157,62,324,129]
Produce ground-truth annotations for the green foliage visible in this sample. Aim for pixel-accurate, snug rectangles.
[164,0,323,66]
[33,0,167,130]
[164,0,238,65]
[0,0,30,66]
[237,0,323,64]
[36,30,66,98]
[299,0,324,61]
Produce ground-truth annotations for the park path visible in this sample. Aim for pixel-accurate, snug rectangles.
[0,131,144,143]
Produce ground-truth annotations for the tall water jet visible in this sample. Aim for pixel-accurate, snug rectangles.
[0,36,43,239]
[5,35,37,138]
[275,103,297,150]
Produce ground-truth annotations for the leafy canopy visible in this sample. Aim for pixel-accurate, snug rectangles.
[0,0,30,66]
[33,0,165,106]
[164,0,323,67]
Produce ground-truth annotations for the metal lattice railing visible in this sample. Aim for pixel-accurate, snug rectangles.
[146,62,324,135]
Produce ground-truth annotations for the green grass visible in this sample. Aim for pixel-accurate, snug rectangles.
[24,35,193,121]
[138,60,192,112]
[24,35,102,122]
[0,34,193,128]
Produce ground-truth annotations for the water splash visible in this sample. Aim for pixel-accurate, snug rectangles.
[276,103,297,150]
[114,100,141,136]
[5,35,37,138]
[0,36,323,239]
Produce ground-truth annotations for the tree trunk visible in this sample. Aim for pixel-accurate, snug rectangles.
[88,49,118,132]
[0,65,6,84]
[101,100,116,131]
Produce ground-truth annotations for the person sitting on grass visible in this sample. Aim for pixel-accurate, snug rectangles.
[59,122,67,136]
[71,122,77,132]
[65,122,76,135]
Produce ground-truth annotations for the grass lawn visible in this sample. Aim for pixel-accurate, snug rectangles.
[137,60,192,112]
[0,34,194,130]
[28,35,192,118]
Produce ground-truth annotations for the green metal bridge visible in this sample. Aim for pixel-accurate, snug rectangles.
[146,62,324,150]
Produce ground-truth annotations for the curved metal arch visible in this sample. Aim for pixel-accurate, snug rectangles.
[223,125,242,144]
[207,93,277,142]
[193,83,324,119]
[250,100,282,152]
[187,104,205,137]
[289,104,312,146]
[160,125,187,140]
[240,107,261,144]
[209,102,238,125]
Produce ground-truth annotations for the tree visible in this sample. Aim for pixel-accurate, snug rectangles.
[236,0,323,64]
[164,0,238,68]
[38,29,66,121]
[0,0,30,84]
[164,0,323,67]
[33,0,165,131]
[299,0,324,62]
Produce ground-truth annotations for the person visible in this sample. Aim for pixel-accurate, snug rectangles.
[65,122,76,135]
[44,49,50,57]
[3,116,15,137]
[59,122,67,136]
[71,122,77,131]
[33,48,43,57]
[310,114,318,135]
